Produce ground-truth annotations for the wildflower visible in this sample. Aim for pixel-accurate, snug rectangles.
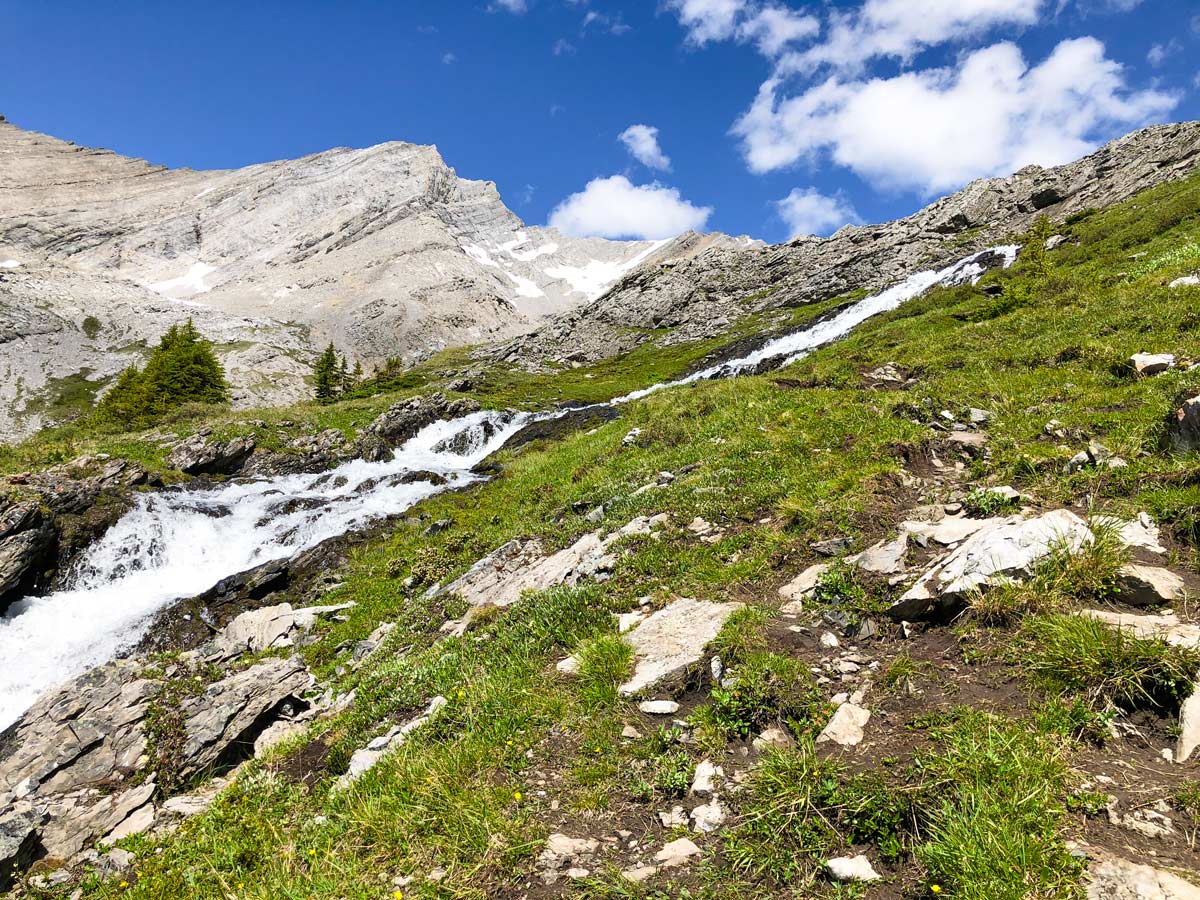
[119,882,129,890]
[513,790,523,801]
[456,690,464,699]
[394,891,405,899]
[930,886,942,895]
[308,849,317,857]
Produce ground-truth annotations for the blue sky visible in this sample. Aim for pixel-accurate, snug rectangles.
[2,0,1197,243]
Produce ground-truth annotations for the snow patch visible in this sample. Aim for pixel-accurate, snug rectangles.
[545,239,669,301]
[462,245,500,268]
[149,262,218,298]
[505,272,545,299]
[0,259,20,269]
[193,186,215,200]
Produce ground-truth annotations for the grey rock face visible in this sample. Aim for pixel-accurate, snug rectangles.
[1167,394,1200,452]
[0,120,736,444]
[498,121,1200,370]
[167,433,257,475]
[358,392,481,462]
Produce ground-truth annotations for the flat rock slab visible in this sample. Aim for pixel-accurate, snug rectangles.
[827,855,882,883]
[213,601,354,659]
[1177,684,1200,764]
[619,598,744,696]
[1087,851,1200,899]
[1081,610,1200,649]
[1115,565,1186,606]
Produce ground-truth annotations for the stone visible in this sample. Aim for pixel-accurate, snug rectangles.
[658,806,688,828]
[0,806,44,891]
[1131,353,1176,377]
[1176,684,1200,764]
[212,601,354,659]
[619,598,744,696]
[779,563,830,603]
[851,534,908,575]
[654,838,702,869]
[1115,565,1186,606]
[812,536,853,556]
[690,798,726,833]
[752,726,795,751]
[893,510,1092,619]
[1168,275,1200,289]
[902,515,995,547]
[358,394,482,461]
[1096,512,1169,556]
[334,696,447,789]
[690,760,722,796]
[827,855,881,883]
[622,866,658,883]
[1081,610,1200,649]
[167,434,256,476]
[639,700,680,715]
[1086,850,1200,899]
[539,833,600,884]
[1167,395,1200,452]
[947,431,989,454]
[819,632,840,649]
[817,703,871,747]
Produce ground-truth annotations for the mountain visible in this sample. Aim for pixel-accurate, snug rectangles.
[0,119,749,442]
[497,121,1200,369]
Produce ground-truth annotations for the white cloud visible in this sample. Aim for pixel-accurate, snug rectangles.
[776,188,860,238]
[665,0,747,46]
[490,0,527,12]
[619,124,672,171]
[736,6,819,57]
[553,38,577,55]
[779,0,1044,74]
[734,37,1178,193]
[441,52,458,65]
[548,175,712,239]
[1147,39,1181,68]
[583,10,632,34]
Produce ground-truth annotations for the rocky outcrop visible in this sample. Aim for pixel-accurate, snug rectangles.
[0,602,327,874]
[167,432,256,475]
[617,597,745,696]
[497,121,1200,370]
[358,393,481,462]
[0,455,149,611]
[1086,850,1200,899]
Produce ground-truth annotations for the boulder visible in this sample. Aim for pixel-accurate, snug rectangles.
[1167,395,1200,452]
[892,510,1092,619]
[0,512,53,612]
[1131,353,1176,377]
[211,601,355,660]
[690,798,726,833]
[1176,685,1200,764]
[779,563,830,603]
[618,598,745,696]
[1168,275,1200,289]
[1080,610,1200,649]
[167,433,256,475]
[0,805,44,891]
[850,534,908,575]
[1086,850,1200,899]
[1114,565,1186,607]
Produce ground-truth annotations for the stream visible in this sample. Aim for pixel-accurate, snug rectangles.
[0,245,1018,730]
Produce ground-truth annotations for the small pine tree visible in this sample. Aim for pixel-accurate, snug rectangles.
[313,343,340,404]
[94,319,228,427]
[337,354,349,395]
[1023,214,1057,280]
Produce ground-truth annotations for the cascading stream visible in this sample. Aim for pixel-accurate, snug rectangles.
[0,245,1017,730]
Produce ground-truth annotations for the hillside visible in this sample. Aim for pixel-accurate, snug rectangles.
[2,127,1200,900]
[0,119,746,443]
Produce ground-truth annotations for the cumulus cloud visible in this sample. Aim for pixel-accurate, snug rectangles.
[736,6,820,57]
[734,37,1178,193]
[619,124,672,171]
[441,52,457,65]
[490,0,527,12]
[776,188,860,238]
[548,175,712,239]
[779,0,1043,74]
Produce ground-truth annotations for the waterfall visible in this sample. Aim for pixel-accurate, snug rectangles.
[0,245,1018,730]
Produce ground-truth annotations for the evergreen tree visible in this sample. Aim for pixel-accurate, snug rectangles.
[313,343,340,403]
[95,319,228,427]
[337,354,349,396]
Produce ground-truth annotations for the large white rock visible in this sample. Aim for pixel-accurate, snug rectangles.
[654,838,702,869]
[779,563,830,603]
[1131,353,1176,377]
[1115,565,1186,606]
[619,598,744,696]
[1087,850,1200,899]
[213,602,354,659]
[850,534,908,575]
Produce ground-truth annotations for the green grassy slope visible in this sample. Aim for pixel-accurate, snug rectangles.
[22,172,1200,900]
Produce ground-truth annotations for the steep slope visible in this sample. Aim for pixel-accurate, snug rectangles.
[0,120,743,442]
[499,120,1200,368]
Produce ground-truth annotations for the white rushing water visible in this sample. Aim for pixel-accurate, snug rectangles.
[0,245,1018,730]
